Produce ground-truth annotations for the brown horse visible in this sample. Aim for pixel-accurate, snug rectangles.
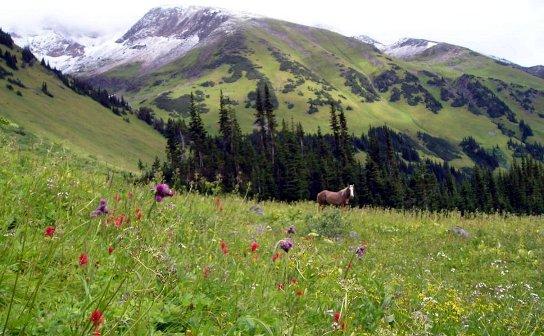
[317,185,354,209]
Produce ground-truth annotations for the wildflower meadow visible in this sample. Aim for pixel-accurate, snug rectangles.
[0,127,543,335]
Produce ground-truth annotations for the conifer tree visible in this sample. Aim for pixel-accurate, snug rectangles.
[188,92,207,171]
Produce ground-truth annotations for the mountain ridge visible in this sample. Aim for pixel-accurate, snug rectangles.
[5,6,544,169]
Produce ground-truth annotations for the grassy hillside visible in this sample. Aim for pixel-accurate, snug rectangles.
[1,119,542,335]
[0,44,165,171]
[96,18,544,169]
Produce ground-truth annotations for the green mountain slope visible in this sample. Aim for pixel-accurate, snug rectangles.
[0,43,165,171]
[89,18,544,168]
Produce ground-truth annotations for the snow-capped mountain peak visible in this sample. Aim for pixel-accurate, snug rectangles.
[12,6,251,75]
[382,38,438,59]
[353,35,386,50]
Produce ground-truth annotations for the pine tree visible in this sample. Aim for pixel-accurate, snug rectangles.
[263,83,277,163]
[188,92,207,171]
[254,86,267,150]
[329,102,340,155]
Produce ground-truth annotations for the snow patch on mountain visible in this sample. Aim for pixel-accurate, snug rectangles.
[12,5,250,75]
[383,38,438,59]
[353,35,385,50]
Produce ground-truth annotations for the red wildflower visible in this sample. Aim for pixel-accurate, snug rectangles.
[79,253,89,266]
[89,309,104,328]
[276,283,285,291]
[250,241,259,252]
[44,226,55,238]
[127,191,133,199]
[220,240,228,255]
[108,246,114,255]
[114,193,121,203]
[333,312,346,330]
[333,312,341,323]
[92,330,101,336]
[114,214,125,228]
[135,208,143,221]
[272,252,281,262]
[290,277,298,285]
[296,289,304,297]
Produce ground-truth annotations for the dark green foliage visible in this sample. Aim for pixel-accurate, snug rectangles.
[423,91,443,113]
[440,87,454,101]
[400,82,422,106]
[200,81,216,87]
[306,87,342,113]
[389,87,401,102]
[373,70,400,92]
[454,75,515,120]
[307,103,318,114]
[0,64,12,79]
[269,47,325,84]
[362,126,420,162]
[398,73,442,112]
[245,79,279,110]
[0,28,14,48]
[508,139,544,162]
[7,77,25,88]
[519,120,533,141]
[154,91,209,116]
[460,137,499,169]
[41,81,53,97]
[490,78,543,113]
[418,132,461,161]
[154,86,544,215]
[497,122,515,137]
[1,50,18,70]
[305,209,347,238]
[40,60,131,115]
[136,107,166,134]
[340,66,380,102]
[22,46,36,65]
[282,77,305,93]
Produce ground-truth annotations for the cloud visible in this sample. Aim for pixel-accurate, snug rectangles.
[1,0,542,66]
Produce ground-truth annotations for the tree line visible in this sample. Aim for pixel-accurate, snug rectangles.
[139,83,544,215]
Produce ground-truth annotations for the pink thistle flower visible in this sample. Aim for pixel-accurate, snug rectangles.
[91,199,109,218]
[155,183,174,202]
[278,238,293,253]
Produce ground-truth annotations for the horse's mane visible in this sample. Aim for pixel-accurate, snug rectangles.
[341,187,350,198]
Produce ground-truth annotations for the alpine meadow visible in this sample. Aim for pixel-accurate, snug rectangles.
[1,1,543,335]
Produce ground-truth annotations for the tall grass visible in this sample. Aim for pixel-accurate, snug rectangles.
[0,127,543,335]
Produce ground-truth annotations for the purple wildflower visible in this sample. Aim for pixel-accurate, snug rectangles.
[355,244,367,259]
[155,183,174,202]
[279,238,294,253]
[91,198,109,218]
[286,226,296,234]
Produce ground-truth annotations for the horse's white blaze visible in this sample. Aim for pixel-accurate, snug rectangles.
[349,185,354,198]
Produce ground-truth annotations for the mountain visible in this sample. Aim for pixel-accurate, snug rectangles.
[9,6,544,169]
[12,6,255,76]
[353,35,385,50]
[524,65,544,79]
[0,33,165,171]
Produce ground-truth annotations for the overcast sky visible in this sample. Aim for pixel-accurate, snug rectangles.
[1,0,542,66]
